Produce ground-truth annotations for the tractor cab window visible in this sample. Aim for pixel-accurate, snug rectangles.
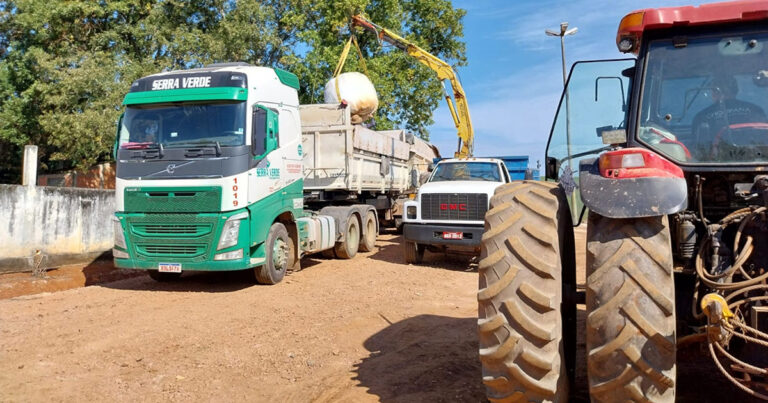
[638,30,768,164]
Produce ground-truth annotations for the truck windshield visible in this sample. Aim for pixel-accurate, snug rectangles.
[118,101,246,149]
[429,162,501,182]
[638,30,768,164]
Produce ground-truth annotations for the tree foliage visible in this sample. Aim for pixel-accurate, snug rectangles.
[0,0,465,181]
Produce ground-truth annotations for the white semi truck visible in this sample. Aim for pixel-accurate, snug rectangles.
[112,63,437,283]
[401,158,510,263]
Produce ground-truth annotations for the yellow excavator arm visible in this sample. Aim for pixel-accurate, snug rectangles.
[350,15,473,158]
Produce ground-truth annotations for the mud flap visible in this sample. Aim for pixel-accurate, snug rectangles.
[579,158,687,218]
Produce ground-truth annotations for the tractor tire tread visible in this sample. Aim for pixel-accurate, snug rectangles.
[478,180,571,402]
[586,213,676,403]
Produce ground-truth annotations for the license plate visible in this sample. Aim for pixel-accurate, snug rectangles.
[158,262,182,273]
[442,231,463,240]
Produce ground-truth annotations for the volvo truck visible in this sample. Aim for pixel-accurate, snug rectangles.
[112,63,430,283]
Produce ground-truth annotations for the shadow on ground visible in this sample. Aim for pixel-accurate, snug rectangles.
[353,314,483,402]
[82,252,146,286]
[351,305,748,402]
[367,235,477,272]
[99,268,259,293]
[98,254,332,293]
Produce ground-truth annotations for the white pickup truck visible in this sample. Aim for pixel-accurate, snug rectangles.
[401,158,511,263]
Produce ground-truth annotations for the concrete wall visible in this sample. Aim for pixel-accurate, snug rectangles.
[0,184,115,273]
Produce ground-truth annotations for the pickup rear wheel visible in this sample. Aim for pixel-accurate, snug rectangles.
[478,181,573,402]
[359,211,377,252]
[586,213,676,402]
[404,241,425,264]
[334,217,360,259]
[255,222,292,285]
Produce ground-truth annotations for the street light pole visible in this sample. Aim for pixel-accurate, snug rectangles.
[547,22,577,85]
[546,22,578,218]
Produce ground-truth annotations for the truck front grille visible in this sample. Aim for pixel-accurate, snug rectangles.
[137,244,206,257]
[132,223,212,237]
[124,214,219,262]
[420,193,488,221]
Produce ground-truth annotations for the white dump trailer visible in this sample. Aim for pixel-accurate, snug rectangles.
[300,104,439,227]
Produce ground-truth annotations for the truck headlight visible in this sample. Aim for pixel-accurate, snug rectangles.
[113,217,127,249]
[217,212,248,250]
[407,206,417,219]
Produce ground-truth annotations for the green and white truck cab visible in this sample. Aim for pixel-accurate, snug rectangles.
[112,63,363,283]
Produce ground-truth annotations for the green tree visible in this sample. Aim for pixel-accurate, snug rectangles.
[0,0,465,181]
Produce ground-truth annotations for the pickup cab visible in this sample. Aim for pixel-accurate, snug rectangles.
[401,158,510,263]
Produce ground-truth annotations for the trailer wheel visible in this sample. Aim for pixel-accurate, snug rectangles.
[404,241,424,264]
[255,222,292,285]
[148,270,181,282]
[359,211,377,252]
[586,212,676,403]
[478,181,573,402]
[334,216,360,259]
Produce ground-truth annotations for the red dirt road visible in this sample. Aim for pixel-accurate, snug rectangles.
[1,235,482,402]
[0,232,745,401]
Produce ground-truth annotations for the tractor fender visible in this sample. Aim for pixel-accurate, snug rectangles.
[578,158,687,219]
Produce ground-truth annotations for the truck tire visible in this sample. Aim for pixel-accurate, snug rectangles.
[478,181,573,402]
[255,222,293,285]
[148,270,181,282]
[359,211,377,252]
[586,212,676,402]
[404,241,424,264]
[334,216,360,259]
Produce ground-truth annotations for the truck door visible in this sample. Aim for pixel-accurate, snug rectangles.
[545,59,635,222]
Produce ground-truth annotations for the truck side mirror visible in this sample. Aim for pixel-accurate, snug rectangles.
[252,105,279,159]
[545,156,560,180]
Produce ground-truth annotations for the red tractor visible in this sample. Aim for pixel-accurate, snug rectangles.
[478,1,768,401]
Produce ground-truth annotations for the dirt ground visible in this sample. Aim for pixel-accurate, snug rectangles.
[0,231,747,402]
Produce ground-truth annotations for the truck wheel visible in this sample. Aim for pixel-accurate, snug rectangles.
[255,222,293,285]
[478,181,573,402]
[404,241,424,264]
[586,212,676,402]
[334,216,360,259]
[148,270,181,282]
[359,211,377,252]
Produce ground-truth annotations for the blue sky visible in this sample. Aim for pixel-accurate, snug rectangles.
[425,0,699,167]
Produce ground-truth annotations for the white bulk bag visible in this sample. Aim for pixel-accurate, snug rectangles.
[324,72,379,124]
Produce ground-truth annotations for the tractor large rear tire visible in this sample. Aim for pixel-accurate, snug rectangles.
[586,212,676,402]
[478,181,574,402]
